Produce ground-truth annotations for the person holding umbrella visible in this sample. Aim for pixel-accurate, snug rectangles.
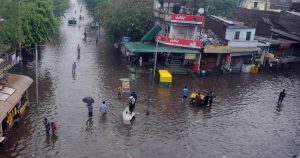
[83,97,95,117]
[87,103,93,117]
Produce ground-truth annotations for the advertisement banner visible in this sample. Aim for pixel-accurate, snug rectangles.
[120,78,130,93]
[171,14,205,25]
[120,36,131,44]
[185,54,196,60]
[156,35,202,48]
[204,45,231,54]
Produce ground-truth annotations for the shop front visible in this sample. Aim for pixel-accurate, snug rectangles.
[203,45,231,71]
[0,74,33,138]
[125,42,200,74]
[230,47,260,72]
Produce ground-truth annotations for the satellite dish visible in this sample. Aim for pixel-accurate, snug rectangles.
[157,2,161,8]
[198,8,204,14]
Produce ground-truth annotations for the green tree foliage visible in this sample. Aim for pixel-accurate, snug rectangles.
[0,0,69,51]
[206,0,236,18]
[185,0,236,18]
[86,0,154,43]
[21,0,59,47]
[0,0,21,50]
[53,0,69,17]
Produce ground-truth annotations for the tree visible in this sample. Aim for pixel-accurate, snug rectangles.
[0,0,69,52]
[0,0,21,50]
[87,0,154,43]
[206,0,236,18]
[21,0,58,48]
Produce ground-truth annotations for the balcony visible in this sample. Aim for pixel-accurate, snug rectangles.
[156,35,203,49]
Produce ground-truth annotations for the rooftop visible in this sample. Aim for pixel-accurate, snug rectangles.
[255,36,298,44]
[209,15,254,29]
[286,11,300,16]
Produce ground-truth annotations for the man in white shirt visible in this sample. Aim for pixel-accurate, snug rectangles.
[129,96,135,114]
[100,101,107,115]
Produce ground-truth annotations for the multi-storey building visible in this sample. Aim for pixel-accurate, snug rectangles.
[125,0,205,74]
[240,0,271,10]
[152,0,205,73]
[204,15,260,72]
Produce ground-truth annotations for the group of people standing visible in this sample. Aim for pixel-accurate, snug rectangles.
[182,86,216,108]
[43,118,57,136]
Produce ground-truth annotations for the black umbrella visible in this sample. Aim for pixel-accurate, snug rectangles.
[82,97,94,104]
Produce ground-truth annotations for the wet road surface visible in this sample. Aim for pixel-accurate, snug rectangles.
[1,0,300,157]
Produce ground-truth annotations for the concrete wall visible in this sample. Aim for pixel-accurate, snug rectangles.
[245,1,270,10]
[225,28,256,41]
[228,40,258,47]
[269,0,292,10]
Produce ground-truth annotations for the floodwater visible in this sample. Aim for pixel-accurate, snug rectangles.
[1,0,300,158]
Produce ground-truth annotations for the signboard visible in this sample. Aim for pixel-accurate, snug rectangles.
[223,53,231,71]
[185,54,196,60]
[156,35,202,48]
[120,36,131,44]
[204,45,231,54]
[120,78,130,93]
[171,14,205,25]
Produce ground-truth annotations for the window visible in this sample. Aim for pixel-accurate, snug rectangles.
[254,2,258,7]
[246,32,251,41]
[234,31,240,40]
[164,25,170,37]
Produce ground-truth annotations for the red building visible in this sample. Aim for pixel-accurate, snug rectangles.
[125,0,205,74]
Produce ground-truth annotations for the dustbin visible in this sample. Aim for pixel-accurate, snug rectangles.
[200,70,206,77]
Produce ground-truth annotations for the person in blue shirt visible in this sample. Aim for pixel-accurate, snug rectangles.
[182,86,189,101]
[72,62,76,74]
[100,101,107,115]
[87,103,93,117]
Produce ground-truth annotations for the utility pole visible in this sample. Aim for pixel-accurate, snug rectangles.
[35,43,39,106]
[153,40,158,80]
[147,69,153,115]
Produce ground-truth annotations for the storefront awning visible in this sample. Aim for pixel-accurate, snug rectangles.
[126,42,200,54]
[230,47,260,53]
[204,45,231,53]
[0,74,33,122]
[140,24,162,42]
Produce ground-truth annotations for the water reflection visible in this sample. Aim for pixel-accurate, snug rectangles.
[84,117,94,133]
[2,0,300,157]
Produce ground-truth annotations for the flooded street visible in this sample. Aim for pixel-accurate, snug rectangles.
[1,0,300,157]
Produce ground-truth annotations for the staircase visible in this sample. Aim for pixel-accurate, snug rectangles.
[165,59,188,75]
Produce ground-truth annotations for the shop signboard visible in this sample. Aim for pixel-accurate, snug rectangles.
[223,53,231,71]
[156,35,202,48]
[204,45,231,54]
[171,14,205,25]
[185,54,196,60]
[120,36,131,44]
[120,78,130,93]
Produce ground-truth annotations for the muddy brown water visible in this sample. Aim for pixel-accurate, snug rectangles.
[1,0,300,157]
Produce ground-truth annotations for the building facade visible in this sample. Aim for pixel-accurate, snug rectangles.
[241,0,270,10]
[204,15,259,72]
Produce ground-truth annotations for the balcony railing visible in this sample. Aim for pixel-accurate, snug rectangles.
[156,35,203,49]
